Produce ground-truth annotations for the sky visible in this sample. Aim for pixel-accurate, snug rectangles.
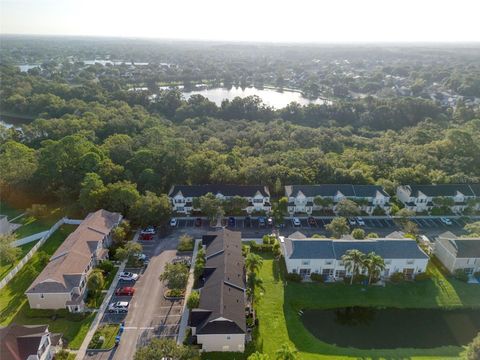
[1,0,480,43]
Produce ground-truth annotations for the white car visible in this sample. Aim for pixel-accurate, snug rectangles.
[169,218,177,227]
[108,301,129,313]
[292,218,301,227]
[356,217,365,226]
[348,218,357,226]
[440,217,452,225]
[140,226,155,235]
[134,253,147,261]
[119,272,139,281]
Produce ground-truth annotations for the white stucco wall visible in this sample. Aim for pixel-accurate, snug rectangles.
[197,333,245,352]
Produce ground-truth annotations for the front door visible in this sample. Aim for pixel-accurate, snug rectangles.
[299,268,311,278]
[403,268,414,279]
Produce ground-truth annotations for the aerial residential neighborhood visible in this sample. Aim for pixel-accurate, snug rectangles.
[1,4,480,359]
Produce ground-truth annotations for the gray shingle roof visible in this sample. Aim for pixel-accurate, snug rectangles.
[285,234,428,260]
[169,185,269,198]
[406,184,476,197]
[192,229,246,335]
[437,237,480,258]
[285,184,388,198]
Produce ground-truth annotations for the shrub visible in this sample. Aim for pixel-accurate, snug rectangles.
[285,273,302,282]
[366,232,379,238]
[97,260,114,273]
[351,228,365,239]
[177,235,194,252]
[166,289,184,297]
[389,272,405,283]
[415,272,431,281]
[310,273,324,282]
[474,271,480,279]
[187,290,200,309]
[250,243,273,252]
[454,269,469,282]
[262,234,276,245]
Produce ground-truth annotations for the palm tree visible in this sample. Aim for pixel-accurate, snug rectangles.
[275,344,298,360]
[363,252,385,284]
[342,249,365,285]
[248,351,271,360]
[246,272,265,305]
[245,253,263,276]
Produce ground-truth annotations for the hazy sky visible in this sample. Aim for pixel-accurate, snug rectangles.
[1,0,479,43]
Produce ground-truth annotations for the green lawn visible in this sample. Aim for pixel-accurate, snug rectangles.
[0,201,23,219]
[0,240,38,280]
[88,324,120,349]
[253,254,480,360]
[0,224,94,349]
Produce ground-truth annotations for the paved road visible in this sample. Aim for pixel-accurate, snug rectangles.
[111,232,182,360]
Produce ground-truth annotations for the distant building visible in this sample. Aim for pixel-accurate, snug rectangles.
[168,185,271,215]
[282,232,429,280]
[0,324,62,360]
[25,210,122,312]
[189,229,246,352]
[434,232,480,276]
[396,184,480,214]
[285,184,391,215]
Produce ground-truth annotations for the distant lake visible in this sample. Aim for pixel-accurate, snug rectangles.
[302,307,480,349]
[182,86,330,109]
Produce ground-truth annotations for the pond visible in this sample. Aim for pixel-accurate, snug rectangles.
[301,307,480,349]
[182,86,330,109]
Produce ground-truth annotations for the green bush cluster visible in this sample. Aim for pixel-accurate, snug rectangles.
[310,273,324,282]
[285,273,302,282]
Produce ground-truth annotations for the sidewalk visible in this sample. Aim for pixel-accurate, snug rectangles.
[75,261,126,360]
[177,238,201,344]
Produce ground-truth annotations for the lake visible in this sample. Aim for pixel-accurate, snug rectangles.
[182,86,329,109]
[301,307,480,349]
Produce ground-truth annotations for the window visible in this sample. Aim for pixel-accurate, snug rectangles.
[301,260,310,265]
[407,260,414,265]
[325,261,332,265]
[253,198,263,203]
[292,269,297,273]
[226,336,231,340]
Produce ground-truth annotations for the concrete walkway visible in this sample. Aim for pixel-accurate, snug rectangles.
[177,238,201,344]
[75,261,126,360]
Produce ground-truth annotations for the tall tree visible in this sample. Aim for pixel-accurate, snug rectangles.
[363,252,385,284]
[0,234,21,265]
[326,217,350,238]
[130,191,172,226]
[342,249,366,285]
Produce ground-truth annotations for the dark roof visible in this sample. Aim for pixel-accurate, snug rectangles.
[285,184,388,198]
[169,185,269,198]
[0,324,48,360]
[284,234,427,260]
[403,184,476,197]
[192,229,246,335]
[437,237,480,258]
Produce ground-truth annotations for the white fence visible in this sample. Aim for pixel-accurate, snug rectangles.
[0,217,76,290]
[12,231,48,247]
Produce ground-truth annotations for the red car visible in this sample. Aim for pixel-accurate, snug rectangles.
[140,233,153,241]
[115,287,135,296]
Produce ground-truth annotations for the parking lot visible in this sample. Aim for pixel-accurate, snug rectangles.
[170,216,471,238]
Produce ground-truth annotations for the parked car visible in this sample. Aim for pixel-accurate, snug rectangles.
[169,218,177,227]
[139,233,153,241]
[440,217,452,225]
[307,217,316,226]
[356,217,365,226]
[244,216,251,227]
[134,253,148,261]
[108,301,129,313]
[267,217,274,226]
[119,272,139,282]
[140,226,155,235]
[195,218,202,227]
[115,287,135,296]
[348,218,357,226]
[228,217,236,227]
[258,217,266,227]
[292,217,301,227]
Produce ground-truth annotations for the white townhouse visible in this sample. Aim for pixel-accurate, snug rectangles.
[434,232,480,276]
[0,324,62,360]
[285,184,391,215]
[25,210,122,313]
[396,184,479,214]
[168,185,271,215]
[282,232,429,280]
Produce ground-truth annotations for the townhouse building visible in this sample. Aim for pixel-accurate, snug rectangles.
[25,210,122,312]
[285,184,391,215]
[168,185,271,215]
[282,232,429,280]
[396,184,480,214]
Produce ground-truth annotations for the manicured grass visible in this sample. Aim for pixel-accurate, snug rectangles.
[0,224,93,349]
[254,254,480,360]
[103,266,119,290]
[88,324,120,349]
[0,240,38,280]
